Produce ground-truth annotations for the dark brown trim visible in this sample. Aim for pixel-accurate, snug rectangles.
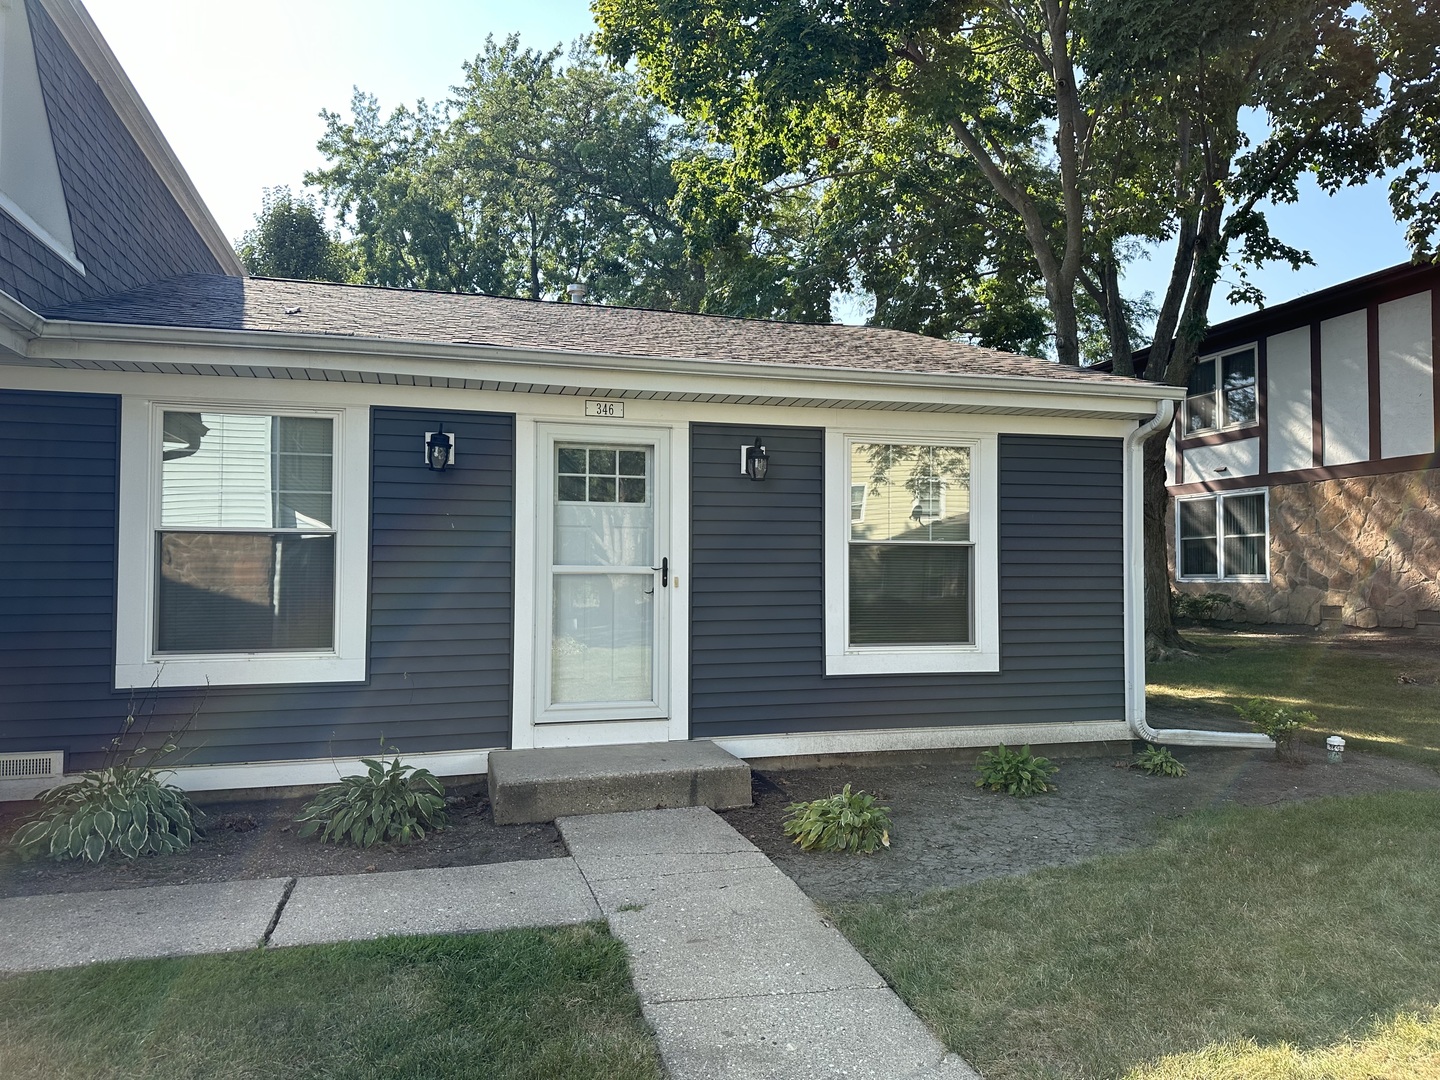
[1433,285,1440,453]
[1310,320,1324,467]
[1166,451,1437,496]
[1177,425,1261,449]
[1367,301,1382,461]
[1131,263,1440,373]
[1256,334,1268,475]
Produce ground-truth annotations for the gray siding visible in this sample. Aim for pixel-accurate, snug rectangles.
[0,0,225,314]
[0,395,514,771]
[689,425,1125,737]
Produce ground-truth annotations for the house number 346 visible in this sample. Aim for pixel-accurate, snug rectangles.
[585,400,625,418]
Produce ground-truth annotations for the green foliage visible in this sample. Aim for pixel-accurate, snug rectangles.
[11,763,202,863]
[1235,697,1316,756]
[1133,745,1188,777]
[236,186,352,282]
[10,690,204,863]
[975,744,1059,797]
[296,757,447,847]
[1171,590,1233,622]
[782,784,892,854]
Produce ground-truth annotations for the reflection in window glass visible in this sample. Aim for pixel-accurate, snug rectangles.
[557,443,648,504]
[847,441,973,646]
[155,412,337,654]
[1178,491,1266,579]
[1184,348,1256,433]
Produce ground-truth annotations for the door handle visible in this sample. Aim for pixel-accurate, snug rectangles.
[651,557,668,587]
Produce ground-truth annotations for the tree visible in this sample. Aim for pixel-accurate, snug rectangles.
[596,0,1397,656]
[236,187,352,282]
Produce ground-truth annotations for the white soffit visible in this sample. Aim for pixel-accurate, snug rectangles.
[0,0,81,269]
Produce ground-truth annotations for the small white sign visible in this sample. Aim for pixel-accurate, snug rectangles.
[585,400,625,418]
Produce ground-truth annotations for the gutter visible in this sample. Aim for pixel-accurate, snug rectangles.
[1123,399,1274,749]
[33,316,1176,410]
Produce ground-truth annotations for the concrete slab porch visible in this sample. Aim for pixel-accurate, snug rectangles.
[487,740,752,824]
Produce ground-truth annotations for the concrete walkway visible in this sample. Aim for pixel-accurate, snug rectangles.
[0,806,980,1080]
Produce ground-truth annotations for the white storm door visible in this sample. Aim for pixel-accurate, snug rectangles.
[537,429,669,723]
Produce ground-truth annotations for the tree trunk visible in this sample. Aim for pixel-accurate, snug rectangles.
[1142,414,1188,659]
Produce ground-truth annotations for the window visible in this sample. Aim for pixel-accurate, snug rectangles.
[825,432,999,675]
[116,400,369,688]
[1177,491,1268,580]
[1184,347,1257,434]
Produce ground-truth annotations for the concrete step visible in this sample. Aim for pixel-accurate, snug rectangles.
[487,741,752,825]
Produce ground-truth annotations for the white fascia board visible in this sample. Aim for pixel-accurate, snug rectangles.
[0,291,43,355]
[37,0,244,276]
[30,318,1184,419]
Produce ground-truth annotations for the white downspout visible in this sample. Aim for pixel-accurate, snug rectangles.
[1123,399,1274,748]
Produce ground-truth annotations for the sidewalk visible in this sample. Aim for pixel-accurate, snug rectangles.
[1,806,979,1080]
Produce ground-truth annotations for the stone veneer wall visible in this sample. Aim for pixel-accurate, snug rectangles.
[1170,468,1440,628]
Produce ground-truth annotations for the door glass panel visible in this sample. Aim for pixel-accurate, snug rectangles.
[552,573,655,704]
[555,445,653,566]
[550,442,657,709]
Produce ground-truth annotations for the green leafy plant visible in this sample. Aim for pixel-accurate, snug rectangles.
[296,757,447,847]
[11,763,202,862]
[10,687,205,863]
[975,744,1059,796]
[1236,697,1316,758]
[1171,590,1234,622]
[782,784,892,853]
[1133,745,1187,777]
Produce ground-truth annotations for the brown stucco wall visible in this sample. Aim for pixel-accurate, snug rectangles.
[1170,468,1440,628]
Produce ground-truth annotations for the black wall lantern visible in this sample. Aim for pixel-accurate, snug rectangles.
[426,429,455,471]
[741,436,769,481]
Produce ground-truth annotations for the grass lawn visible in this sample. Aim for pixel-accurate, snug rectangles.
[1149,627,1440,767]
[831,790,1440,1080]
[0,925,662,1080]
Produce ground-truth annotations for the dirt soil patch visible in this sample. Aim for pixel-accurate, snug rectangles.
[719,743,1440,904]
[0,783,564,899]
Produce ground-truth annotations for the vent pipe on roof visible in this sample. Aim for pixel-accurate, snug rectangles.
[566,283,588,304]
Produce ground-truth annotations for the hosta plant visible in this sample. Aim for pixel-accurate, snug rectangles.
[296,757,447,847]
[11,763,202,862]
[1133,745,1187,777]
[783,784,892,854]
[975,743,1059,796]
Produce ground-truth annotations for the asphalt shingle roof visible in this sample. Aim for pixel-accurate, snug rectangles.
[44,273,1148,386]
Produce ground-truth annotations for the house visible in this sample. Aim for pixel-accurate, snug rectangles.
[0,0,1257,802]
[1165,260,1440,630]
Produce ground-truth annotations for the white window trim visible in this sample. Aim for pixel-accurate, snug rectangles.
[1174,487,1270,583]
[1184,345,1258,436]
[824,429,1000,675]
[115,397,370,689]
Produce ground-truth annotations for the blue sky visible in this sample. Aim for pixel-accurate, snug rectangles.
[83,0,1416,327]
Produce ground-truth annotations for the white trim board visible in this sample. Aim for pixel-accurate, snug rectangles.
[714,721,1132,761]
[150,748,494,794]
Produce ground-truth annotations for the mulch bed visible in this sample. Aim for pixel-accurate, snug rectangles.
[0,783,564,899]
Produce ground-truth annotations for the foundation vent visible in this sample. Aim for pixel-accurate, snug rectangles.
[0,751,65,800]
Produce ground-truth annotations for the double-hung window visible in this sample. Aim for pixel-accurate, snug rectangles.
[116,400,369,688]
[1184,347,1257,434]
[1176,490,1268,580]
[825,431,999,674]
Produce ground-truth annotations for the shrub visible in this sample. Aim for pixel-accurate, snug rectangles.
[782,784,892,853]
[1133,745,1187,777]
[11,762,202,862]
[1171,590,1234,622]
[975,744,1059,796]
[1236,697,1316,757]
[296,757,447,846]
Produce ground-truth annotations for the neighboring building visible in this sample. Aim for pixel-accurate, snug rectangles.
[1165,260,1440,629]
[1,0,1202,800]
